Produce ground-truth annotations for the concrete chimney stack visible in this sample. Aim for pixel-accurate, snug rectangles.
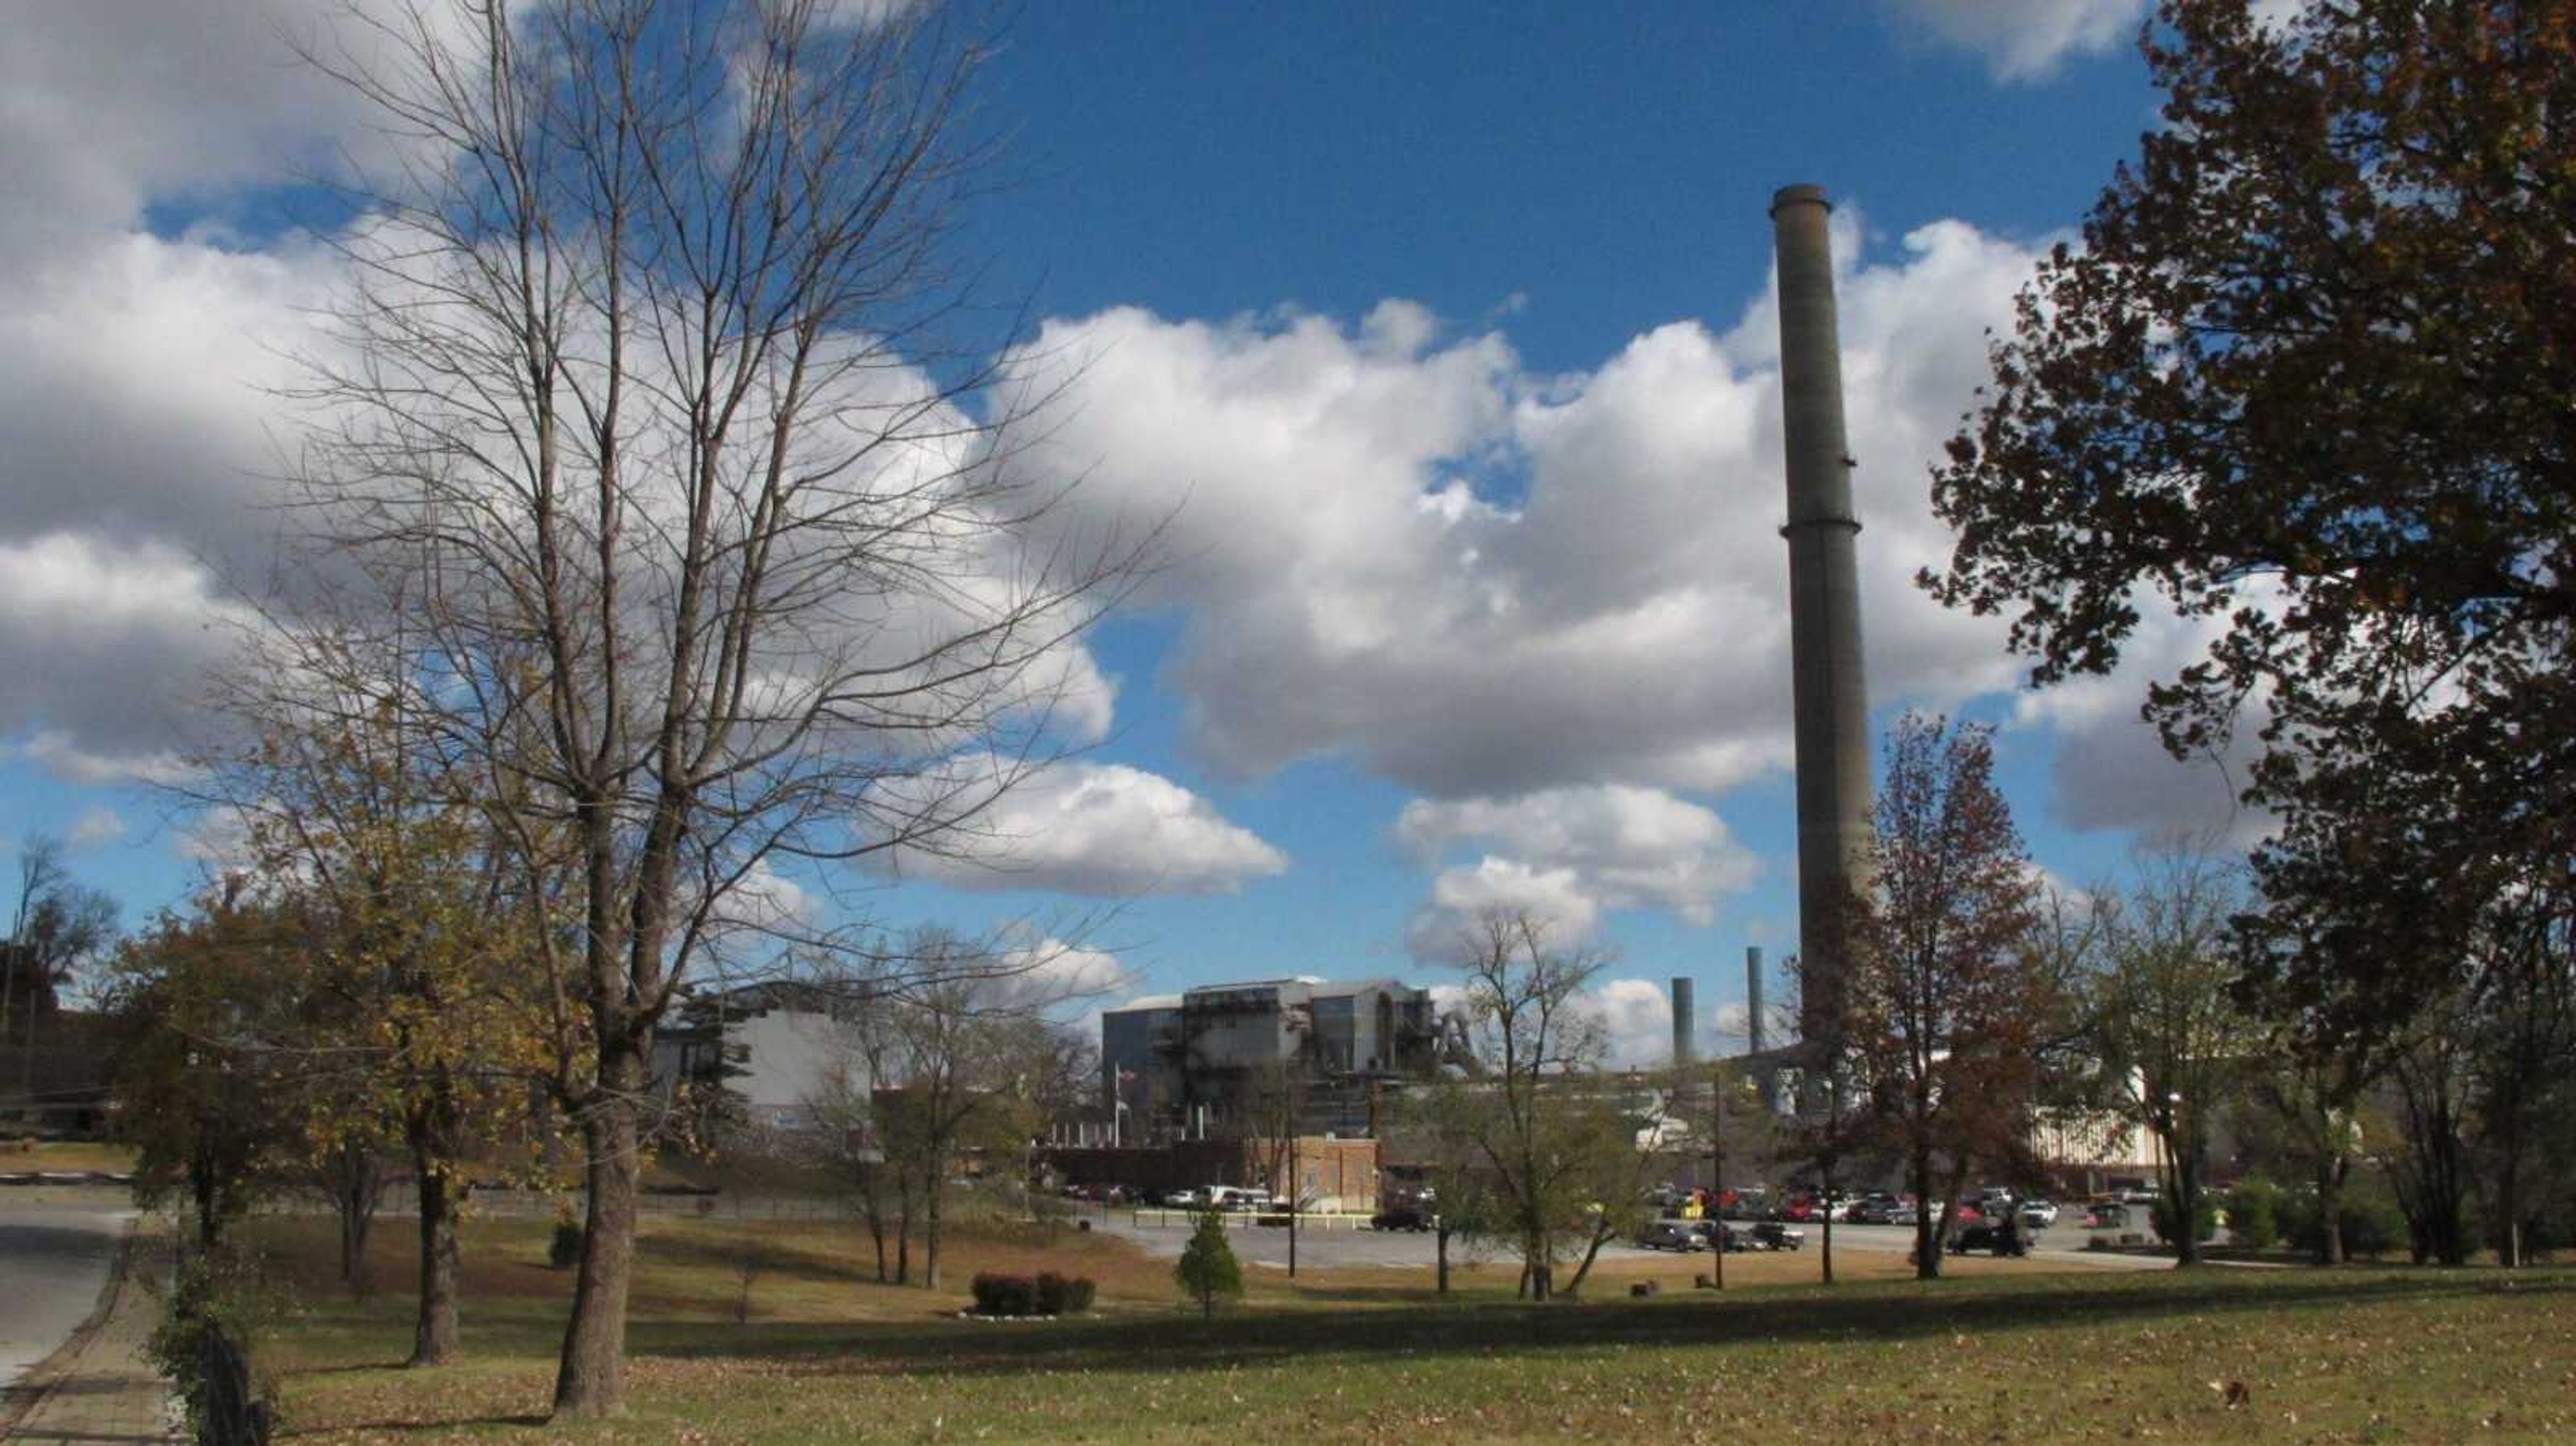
[1746,946,1767,1055]
[1670,976,1696,1068]
[1770,184,1873,1060]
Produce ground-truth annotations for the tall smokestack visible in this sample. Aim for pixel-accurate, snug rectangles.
[1746,946,1767,1055]
[1770,184,1872,1062]
[1670,976,1696,1067]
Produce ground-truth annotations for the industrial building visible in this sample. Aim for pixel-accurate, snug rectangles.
[1099,977,1441,1142]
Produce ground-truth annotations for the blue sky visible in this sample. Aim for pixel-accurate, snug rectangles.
[0,1,2263,1061]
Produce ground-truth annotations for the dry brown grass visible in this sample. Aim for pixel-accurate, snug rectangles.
[1268,1243,2063,1301]
[0,1139,138,1174]
[258,1210,1191,1331]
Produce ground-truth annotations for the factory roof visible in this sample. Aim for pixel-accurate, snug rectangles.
[1103,977,1429,1017]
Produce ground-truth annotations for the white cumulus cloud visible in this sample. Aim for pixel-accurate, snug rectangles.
[1885,0,2154,82]
[1396,783,1758,927]
[66,807,128,849]
[1008,215,2047,807]
[865,760,1287,898]
[1405,856,1602,962]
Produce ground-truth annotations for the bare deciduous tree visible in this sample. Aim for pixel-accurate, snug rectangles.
[290,0,1143,1416]
[2466,890,2576,1268]
[2090,843,2260,1267]
[797,932,1097,1289]
[1424,909,1623,1303]
[4,836,117,1102]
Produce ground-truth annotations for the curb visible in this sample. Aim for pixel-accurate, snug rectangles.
[0,1225,144,1441]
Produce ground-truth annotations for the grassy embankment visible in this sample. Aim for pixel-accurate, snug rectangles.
[1,1138,139,1174]
[241,1212,2575,1445]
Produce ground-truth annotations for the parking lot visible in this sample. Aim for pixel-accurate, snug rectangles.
[1088,1210,2173,1274]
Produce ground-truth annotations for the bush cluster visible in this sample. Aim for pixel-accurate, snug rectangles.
[2149,1189,2218,1245]
[1038,1272,1097,1314]
[967,1272,1095,1316]
[2273,1185,2404,1260]
[547,1215,585,1270]
[2224,1178,2281,1249]
[148,1243,284,1446]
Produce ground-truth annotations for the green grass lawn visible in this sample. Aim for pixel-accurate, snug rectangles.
[252,1213,2576,1445]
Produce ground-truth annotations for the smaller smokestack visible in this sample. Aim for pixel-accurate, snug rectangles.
[1670,977,1697,1067]
[1746,947,1768,1055]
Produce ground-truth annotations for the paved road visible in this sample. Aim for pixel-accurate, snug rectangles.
[0,1192,131,1392]
[1809,1221,2172,1270]
[1091,1211,2172,1273]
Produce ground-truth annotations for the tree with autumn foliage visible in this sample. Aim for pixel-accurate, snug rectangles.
[187,602,558,1367]
[105,885,307,1254]
[1927,1,2576,1062]
[1827,715,2051,1280]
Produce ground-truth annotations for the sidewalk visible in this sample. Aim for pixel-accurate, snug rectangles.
[2,1233,174,1446]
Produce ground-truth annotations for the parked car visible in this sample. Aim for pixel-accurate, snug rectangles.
[1750,1221,1807,1251]
[1371,1206,1432,1232]
[1885,1201,1921,1226]
[1638,1220,1710,1252]
[1849,1198,1900,1225]
[1951,1221,2036,1257]
[2018,1198,2061,1228]
[1689,1221,1754,1252]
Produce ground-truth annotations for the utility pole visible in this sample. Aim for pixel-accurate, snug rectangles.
[1709,1061,1726,1290]
[1287,1133,1299,1278]
[1819,1077,1838,1286]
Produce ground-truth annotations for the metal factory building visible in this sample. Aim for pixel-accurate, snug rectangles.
[1100,977,1440,1143]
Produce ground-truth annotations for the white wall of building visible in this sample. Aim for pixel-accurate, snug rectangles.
[726,1008,865,1130]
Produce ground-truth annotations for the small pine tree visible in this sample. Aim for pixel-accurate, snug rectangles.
[1174,1210,1242,1318]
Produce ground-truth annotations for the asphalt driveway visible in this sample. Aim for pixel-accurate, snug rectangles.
[0,1192,130,1392]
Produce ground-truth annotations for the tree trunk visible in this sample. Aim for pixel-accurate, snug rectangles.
[860,1168,890,1283]
[1819,1163,1835,1286]
[1909,1145,1936,1281]
[335,1174,374,1291]
[2174,1147,2202,1268]
[410,1155,462,1367]
[550,1080,641,1421]
[1923,1157,1973,1282]
[2317,1153,2347,1265]
[1561,1222,1615,1298]
[2495,1148,2523,1269]
[193,1155,226,1253]
[922,1147,945,1291]
[895,1166,916,1284]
